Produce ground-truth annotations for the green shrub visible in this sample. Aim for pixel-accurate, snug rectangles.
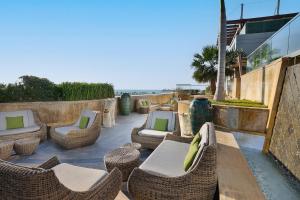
[0,76,115,103]
[59,82,114,101]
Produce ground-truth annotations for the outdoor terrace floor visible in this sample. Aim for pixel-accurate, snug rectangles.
[10,113,300,200]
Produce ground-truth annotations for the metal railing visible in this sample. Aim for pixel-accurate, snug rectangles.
[246,13,300,72]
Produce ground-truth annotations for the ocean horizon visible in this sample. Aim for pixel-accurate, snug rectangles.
[115,89,173,96]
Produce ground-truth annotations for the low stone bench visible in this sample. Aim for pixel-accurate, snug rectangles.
[216,130,265,200]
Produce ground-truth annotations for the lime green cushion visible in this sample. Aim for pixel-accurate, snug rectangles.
[184,141,199,171]
[144,100,149,106]
[154,118,168,131]
[141,100,149,107]
[79,116,90,129]
[6,116,24,130]
[191,133,201,145]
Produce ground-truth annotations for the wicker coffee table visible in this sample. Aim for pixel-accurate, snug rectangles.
[122,142,142,150]
[14,137,40,155]
[104,147,140,181]
[0,141,14,160]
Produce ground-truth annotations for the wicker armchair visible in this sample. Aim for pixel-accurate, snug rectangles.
[128,122,217,200]
[131,111,180,149]
[50,110,101,149]
[136,99,150,114]
[0,156,122,200]
[0,110,47,142]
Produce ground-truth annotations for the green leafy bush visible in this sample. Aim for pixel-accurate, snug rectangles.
[0,76,115,103]
[59,82,114,101]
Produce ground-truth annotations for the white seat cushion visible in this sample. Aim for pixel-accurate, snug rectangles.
[52,163,108,192]
[0,125,41,136]
[138,129,172,138]
[146,111,176,132]
[139,140,190,177]
[55,126,81,136]
[0,110,37,131]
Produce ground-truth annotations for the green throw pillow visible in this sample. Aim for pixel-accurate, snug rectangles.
[141,100,148,107]
[144,100,149,106]
[184,141,199,171]
[191,133,201,145]
[154,118,168,131]
[79,116,90,129]
[6,116,24,130]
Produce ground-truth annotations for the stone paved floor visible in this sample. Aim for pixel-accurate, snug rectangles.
[12,113,151,169]
[10,114,300,200]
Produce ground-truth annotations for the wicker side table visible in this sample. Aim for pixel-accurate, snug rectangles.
[14,137,40,155]
[122,142,142,150]
[0,141,14,160]
[104,148,140,181]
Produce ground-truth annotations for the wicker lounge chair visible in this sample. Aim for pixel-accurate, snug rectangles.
[128,122,217,200]
[131,111,180,149]
[0,110,47,141]
[0,156,122,200]
[50,109,101,149]
[136,99,150,114]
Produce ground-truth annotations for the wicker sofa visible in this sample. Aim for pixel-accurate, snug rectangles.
[0,110,47,141]
[50,109,101,149]
[131,111,180,149]
[128,122,217,200]
[0,156,122,200]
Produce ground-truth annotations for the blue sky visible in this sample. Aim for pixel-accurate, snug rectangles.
[0,0,299,89]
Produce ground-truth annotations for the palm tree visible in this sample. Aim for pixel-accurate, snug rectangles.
[191,45,239,94]
[214,0,227,100]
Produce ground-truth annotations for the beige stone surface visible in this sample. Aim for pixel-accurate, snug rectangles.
[269,64,300,180]
[240,58,286,106]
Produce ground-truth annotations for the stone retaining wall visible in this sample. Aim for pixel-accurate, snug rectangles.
[213,105,269,134]
[116,92,176,112]
[0,99,116,125]
[269,64,300,180]
[0,93,175,125]
[178,100,269,134]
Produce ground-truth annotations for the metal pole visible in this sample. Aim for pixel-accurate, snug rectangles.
[276,0,280,15]
[240,3,244,19]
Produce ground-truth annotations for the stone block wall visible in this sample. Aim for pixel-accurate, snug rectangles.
[269,64,300,180]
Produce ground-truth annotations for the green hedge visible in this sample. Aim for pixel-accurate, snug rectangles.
[59,82,114,101]
[0,76,115,103]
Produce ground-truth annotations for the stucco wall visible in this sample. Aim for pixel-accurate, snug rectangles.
[269,64,300,180]
[240,58,287,106]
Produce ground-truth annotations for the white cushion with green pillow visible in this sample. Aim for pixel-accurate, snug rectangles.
[146,111,176,132]
[79,116,90,129]
[6,116,24,130]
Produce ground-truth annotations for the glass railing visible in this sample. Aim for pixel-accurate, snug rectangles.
[246,13,300,72]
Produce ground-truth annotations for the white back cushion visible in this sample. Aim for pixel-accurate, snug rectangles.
[0,110,36,130]
[74,109,97,128]
[146,111,176,132]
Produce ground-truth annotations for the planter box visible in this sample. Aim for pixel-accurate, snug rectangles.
[213,105,269,134]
